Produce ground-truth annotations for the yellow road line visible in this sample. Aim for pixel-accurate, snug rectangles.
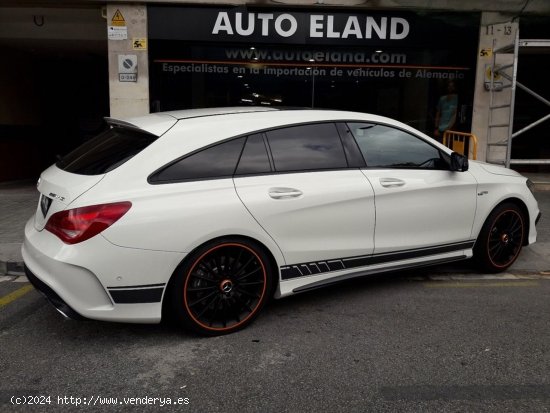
[0,284,34,308]
[424,281,539,289]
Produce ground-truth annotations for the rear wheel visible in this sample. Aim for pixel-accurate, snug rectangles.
[474,203,525,272]
[170,238,274,335]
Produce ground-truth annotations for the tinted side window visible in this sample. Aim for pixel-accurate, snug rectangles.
[348,123,443,169]
[151,137,245,183]
[57,127,158,175]
[266,123,347,172]
[235,134,272,175]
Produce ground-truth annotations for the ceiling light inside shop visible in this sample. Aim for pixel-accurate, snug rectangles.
[260,101,271,105]
[271,0,367,5]
[375,50,383,53]
[241,98,253,103]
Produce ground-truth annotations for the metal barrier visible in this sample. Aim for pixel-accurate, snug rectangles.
[442,131,478,160]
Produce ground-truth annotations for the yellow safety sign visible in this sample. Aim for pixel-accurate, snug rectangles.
[111,9,126,27]
[479,48,493,58]
[133,38,147,50]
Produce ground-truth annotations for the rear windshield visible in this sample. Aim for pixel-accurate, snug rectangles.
[56,127,158,175]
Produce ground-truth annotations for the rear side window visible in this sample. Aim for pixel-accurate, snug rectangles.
[235,134,272,175]
[265,123,347,172]
[150,137,246,183]
[57,127,158,175]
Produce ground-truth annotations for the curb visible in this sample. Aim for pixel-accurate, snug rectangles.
[534,183,550,192]
[0,260,25,276]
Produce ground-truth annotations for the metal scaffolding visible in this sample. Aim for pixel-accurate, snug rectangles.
[488,37,550,167]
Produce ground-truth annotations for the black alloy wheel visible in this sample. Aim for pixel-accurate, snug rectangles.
[474,203,525,272]
[171,238,273,335]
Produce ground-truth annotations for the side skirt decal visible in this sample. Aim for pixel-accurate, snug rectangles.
[292,256,467,293]
[280,241,475,280]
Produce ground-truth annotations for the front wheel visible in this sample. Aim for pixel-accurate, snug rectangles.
[474,203,526,273]
[170,238,274,335]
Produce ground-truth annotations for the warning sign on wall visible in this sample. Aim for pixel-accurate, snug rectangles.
[108,26,127,40]
[133,38,147,50]
[108,9,127,40]
[111,9,126,27]
[118,54,138,82]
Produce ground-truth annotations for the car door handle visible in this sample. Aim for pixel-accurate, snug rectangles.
[268,187,303,199]
[380,178,406,188]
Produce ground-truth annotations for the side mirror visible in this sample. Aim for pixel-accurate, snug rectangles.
[450,152,469,172]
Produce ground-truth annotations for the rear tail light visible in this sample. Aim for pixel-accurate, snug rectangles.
[45,202,131,244]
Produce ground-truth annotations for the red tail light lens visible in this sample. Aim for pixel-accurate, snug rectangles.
[45,202,132,244]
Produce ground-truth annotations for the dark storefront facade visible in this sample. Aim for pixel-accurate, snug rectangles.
[148,7,480,137]
[2,2,549,183]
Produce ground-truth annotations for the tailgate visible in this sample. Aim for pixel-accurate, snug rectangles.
[34,165,104,231]
[34,121,161,231]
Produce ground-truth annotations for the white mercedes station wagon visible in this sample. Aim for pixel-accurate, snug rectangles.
[23,107,541,335]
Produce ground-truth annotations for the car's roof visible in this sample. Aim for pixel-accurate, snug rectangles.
[108,108,444,154]
[109,106,408,136]
[107,107,286,136]
[164,106,280,119]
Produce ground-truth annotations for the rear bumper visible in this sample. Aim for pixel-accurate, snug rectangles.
[22,217,185,324]
[25,265,85,320]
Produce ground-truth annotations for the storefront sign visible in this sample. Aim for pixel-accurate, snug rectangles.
[149,7,431,46]
[148,5,479,131]
[211,13,409,41]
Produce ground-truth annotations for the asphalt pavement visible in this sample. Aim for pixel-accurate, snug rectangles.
[1,264,549,412]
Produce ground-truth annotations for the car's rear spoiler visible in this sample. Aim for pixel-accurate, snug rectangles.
[104,117,147,132]
[104,114,178,137]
